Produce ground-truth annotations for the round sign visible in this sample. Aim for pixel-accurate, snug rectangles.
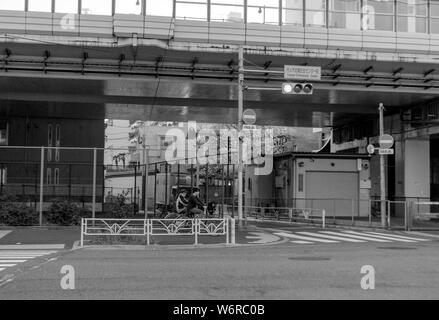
[379,134,394,149]
[367,144,375,155]
[243,109,257,125]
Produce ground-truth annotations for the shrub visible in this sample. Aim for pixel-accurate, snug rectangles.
[105,193,137,218]
[46,200,91,226]
[0,196,38,226]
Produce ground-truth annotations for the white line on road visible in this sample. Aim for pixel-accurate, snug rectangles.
[0,260,27,263]
[364,232,430,242]
[274,232,339,243]
[297,232,366,243]
[0,231,11,240]
[0,244,64,250]
[343,231,416,242]
[290,240,313,244]
[319,231,391,242]
[0,264,16,267]
[0,268,4,272]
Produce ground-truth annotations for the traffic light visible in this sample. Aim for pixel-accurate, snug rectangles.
[282,83,314,95]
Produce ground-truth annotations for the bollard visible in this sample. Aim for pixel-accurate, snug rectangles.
[230,218,236,245]
[322,210,326,229]
[194,219,198,245]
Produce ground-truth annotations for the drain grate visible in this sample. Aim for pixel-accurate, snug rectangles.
[288,256,331,261]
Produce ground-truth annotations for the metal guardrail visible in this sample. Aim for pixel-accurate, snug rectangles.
[243,205,326,228]
[80,218,234,246]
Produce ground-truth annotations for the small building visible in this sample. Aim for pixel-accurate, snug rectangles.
[245,152,371,218]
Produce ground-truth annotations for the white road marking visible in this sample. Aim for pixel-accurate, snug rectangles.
[290,240,313,244]
[274,232,339,243]
[0,231,11,240]
[364,232,430,242]
[245,232,281,244]
[319,231,391,242]
[343,231,416,242]
[0,244,64,250]
[297,232,366,243]
[0,249,59,273]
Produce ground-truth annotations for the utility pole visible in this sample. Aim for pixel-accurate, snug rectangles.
[237,46,244,227]
[379,103,387,228]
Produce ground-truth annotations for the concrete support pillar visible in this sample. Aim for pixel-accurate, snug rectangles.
[397,138,430,201]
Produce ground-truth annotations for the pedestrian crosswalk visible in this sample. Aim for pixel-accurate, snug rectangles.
[0,250,58,273]
[273,230,432,245]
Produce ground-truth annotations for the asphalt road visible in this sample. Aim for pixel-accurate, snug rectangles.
[1,237,439,299]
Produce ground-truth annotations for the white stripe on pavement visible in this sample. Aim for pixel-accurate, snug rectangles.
[0,260,27,263]
[274,232,339,243]
[364,232,430,242]
[0,231,11,240]
[0,244,64,250]
[0,268,4,272]
[297,232,366,243]
[291,240,313,244]
[343,231,417,242]
[319,231,391,242]
[0,264,16,267]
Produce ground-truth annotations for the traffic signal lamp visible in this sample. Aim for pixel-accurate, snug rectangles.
[282,83,314,95]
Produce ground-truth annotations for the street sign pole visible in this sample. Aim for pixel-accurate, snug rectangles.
[237,46,244,228]
[379,103,387,229]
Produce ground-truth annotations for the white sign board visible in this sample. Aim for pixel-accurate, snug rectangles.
[379,149,394,155]
[284,65,321,80]
[379,134,394,149]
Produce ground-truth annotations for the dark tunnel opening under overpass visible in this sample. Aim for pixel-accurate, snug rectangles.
[1,75,438,129]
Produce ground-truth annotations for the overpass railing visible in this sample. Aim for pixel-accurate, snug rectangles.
[80,218,234,247]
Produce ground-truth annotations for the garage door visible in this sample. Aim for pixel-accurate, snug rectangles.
[305,171,359,217]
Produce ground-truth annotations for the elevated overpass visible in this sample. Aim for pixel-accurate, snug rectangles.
[1,9,439,127]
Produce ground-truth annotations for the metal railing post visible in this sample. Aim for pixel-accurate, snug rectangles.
[92,147,97,220]
[387,200,391,229]
[322,210,326,229]
[146,219,150,246]
[80,218,84,247]
[39,146,44,226]
[194,219,198,245]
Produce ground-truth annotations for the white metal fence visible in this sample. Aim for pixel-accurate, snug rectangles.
[80,218,234,246]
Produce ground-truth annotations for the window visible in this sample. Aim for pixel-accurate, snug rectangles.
[54,168,60,185]
[211,0,244,23]
[0,0,25,11]
[282,0,303,26]
[46,168,52,185]
[55,124,61,162]
[305,0,326,27]
[431,0,439,33]
[81,0,112,15]
[146,0,173,16]
[28,0,52,12]
[47,124,53,162]
[363,0,394,31]
[116,0,142,14]
[0,121,7,146]
[247,0,279,25]
[329,0,361,29]
[397,0,427,33]
[55,0,78,13]
[175,0,207,21]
